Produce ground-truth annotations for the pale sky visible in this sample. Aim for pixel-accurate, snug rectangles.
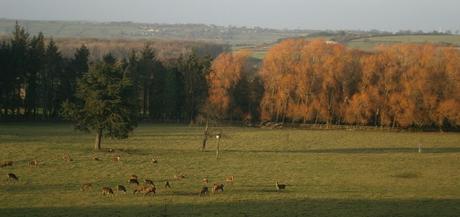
[1,0,459,31]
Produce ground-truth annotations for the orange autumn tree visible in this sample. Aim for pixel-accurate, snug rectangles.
[259,39,460,129]
[260,39,359,124]
[348,44,460,128]
[206,50,252,119]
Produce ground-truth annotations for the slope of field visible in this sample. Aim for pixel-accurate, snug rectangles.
[243,34,460,59]
[0,19,312,45]
[1,123,459,217]
[347,35,460,51]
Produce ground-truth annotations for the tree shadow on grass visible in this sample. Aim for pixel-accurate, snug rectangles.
[226,147,460,154]
[1,198,459,217]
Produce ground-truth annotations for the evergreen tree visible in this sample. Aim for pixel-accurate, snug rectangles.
[42,39,64,118]
[62,59,138,150]
[177,52,211,123]
[10,22,29,117]
[25,32,45,118]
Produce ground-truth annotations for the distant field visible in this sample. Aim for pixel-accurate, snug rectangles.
[242,35,460,59]
[0,19,312,45]
[347,35,460,51]
[1,123,459,217]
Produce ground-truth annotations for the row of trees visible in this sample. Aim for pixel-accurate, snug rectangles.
[257,39,460,128]
[0,24,213,122]
[0,24,90,119]
[1,24,459,129]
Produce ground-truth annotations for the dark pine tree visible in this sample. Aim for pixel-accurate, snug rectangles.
[62,58,138,150]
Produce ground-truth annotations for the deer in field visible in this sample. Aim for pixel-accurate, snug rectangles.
[199,186,209,196]
[212,184,224,193]
[225,176,234,185]
[144,179,155,186]
[7,173,18,181]
[102,187,114,196]
[275,181,286,191]
[117,185,127,193]
[80,183,92,191]
[0,161,13,168]
[164,181,171,189]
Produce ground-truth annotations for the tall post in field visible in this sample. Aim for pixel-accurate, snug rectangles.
[216,132,221,160]
[202,119,209,152]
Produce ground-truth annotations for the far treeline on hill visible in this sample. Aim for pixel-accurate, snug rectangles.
[0,24,459,130]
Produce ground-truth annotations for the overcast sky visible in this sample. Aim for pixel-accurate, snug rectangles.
[1,0,459,31]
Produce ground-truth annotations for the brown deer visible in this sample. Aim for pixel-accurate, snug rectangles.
[112,155,121,162]
[199,186,209,196]
[275,181,286,191]
[102,187,114,196]
[174,174,185,180]
[7,173,18,181]
[117,185,127,193]
[1,161,13,168]
[29,160,39,167]
[202,177,209,184]
[63,154,73,162]
[225,176,234,185]
[212,184,224,193]
[128,178,139,185]
[144,179,155,186]
[80,183,92,191]
[133,185,156,196]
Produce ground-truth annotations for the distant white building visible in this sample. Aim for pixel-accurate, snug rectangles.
[326,40,338,45]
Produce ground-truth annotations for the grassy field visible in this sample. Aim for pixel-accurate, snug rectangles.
[243,35,460,59]
[0,123,459,217]
[347,35,460,51]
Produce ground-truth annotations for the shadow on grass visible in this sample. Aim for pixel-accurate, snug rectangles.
[226,147,460,154]
[0,198,459,217]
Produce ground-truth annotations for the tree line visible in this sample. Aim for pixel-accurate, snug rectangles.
[207,39,459,129]
[1,24,459,130]
[0,24,213,122]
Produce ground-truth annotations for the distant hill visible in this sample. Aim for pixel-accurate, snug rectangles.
[0,18,314,45]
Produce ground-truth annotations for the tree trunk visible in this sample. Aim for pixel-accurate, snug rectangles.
[202,120,209,152]
[95,129,102,150]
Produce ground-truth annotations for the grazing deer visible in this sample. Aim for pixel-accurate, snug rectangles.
[143,186,156,196]
[29,160,39,167]
[275,182,286,191]
[92,157,101,161]
[1,161,13,168]
[144,179,155,186]
[117,185,127,193]
[225,176,234,185]
[164,181,171,189]
[212,184,224,193]
[129,178,139,185]
[199,186,209,196]
[112,155,121,162]
[102,187,114,195]
[174,174,185,180]
[7,173,18,181]
[133,185,156,196]
[80,183,92,191]
[108,148,115,153]
[151,158,158,164]
[202,177,209,184]
[63,154,73,162]
[130,175,138,179]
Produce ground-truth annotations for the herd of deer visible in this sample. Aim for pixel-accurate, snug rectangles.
[2,153,288,197]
